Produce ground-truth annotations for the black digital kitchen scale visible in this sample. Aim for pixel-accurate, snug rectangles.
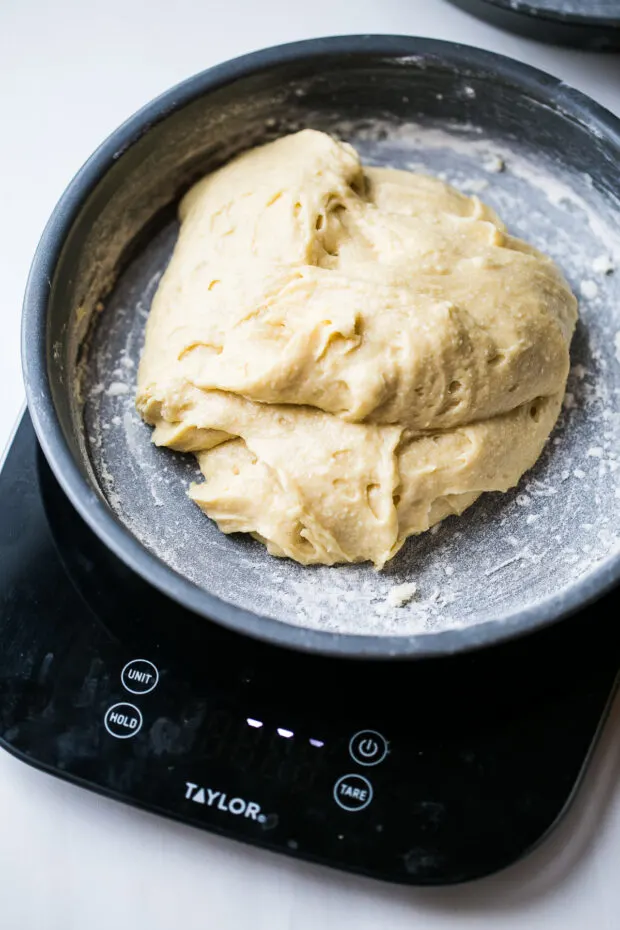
[0,410,618,885]
[446,0,620,47]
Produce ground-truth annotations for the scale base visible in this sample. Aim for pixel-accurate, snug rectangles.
[0,413,618,885]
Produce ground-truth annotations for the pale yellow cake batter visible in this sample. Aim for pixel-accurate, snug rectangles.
[136,129,577,568]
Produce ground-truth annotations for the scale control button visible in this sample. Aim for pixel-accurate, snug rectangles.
[349,729,389,766]
[121,659,159,695]
[333,774,373,812]
[104,702,143,739]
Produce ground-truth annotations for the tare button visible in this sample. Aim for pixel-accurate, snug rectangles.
[104,702,143,739]
[333,774,373,812]
[349,729,389,766]
[121,659,159,695]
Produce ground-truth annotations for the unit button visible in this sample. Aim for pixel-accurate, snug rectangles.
[121,659,159,695]
[104,702,143,739]
[349,729,389,766]
[333,774,373,812]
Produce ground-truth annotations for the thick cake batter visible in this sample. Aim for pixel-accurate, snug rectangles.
[137,129,577,567]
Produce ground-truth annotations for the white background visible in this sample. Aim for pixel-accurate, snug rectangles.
[1,1,620,927]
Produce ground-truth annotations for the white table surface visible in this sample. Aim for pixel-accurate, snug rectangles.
[1,1,620,927]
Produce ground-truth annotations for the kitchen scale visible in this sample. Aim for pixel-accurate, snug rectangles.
[446,0,620,47]
[1,409,619,885]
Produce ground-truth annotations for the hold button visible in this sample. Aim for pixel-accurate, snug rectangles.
[104,702,143,739]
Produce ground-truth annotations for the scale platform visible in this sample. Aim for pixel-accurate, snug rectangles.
[0,411,618,885]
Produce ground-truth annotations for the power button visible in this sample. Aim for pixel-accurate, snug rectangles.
[349,730,389,767]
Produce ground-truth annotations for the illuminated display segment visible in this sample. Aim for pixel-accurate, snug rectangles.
[245,717,325,748]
